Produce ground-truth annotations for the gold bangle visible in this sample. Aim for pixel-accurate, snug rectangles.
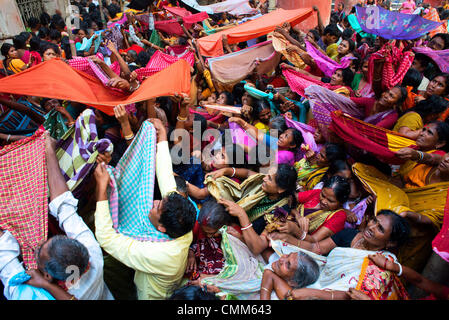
[70,295,76,300]
[177,115,188,122]
[124,133,134,140]
[260,287,269,293]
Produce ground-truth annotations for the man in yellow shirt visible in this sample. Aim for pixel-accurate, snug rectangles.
[94,118,196,300]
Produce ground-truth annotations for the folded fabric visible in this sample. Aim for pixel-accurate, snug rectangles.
[56,109,113,195]
[197,8,314,57]
[0,127,47,269]
[284,117,319,153]
[208,41,280,85]
[163,5,209,26]
[106,120,170,241]
[270,32,306,69]
[355,5,443,40]
[0,58,192,116]
[413,46,449,73]
[330,111,417,164]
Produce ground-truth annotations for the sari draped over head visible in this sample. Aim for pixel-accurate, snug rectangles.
[205,174,289,222]
[352,162,449,271]
[106,120,171,242]
[208,41,280,86]
[0,127,47,270]
[355,5,443,40]
[412,46,449,74]
[55,109,113,197]
[305,40,354,77]
[269,32,306,69]
[330,111,417,165]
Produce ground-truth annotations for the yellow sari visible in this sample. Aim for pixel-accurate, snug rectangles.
[352,162,449,271]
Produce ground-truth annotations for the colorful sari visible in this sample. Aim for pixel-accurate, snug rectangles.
[205,174,289,222]
[352,162,449,271]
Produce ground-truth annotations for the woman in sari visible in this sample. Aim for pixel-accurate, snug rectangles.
[404,73,449,112]
[351,56,375,98]
[261,210,411,300]
[0,43,33,75]
[393,95,448,140]
[352,123,449,272]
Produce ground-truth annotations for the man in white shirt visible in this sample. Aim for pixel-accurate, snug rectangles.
[0,133,113,300]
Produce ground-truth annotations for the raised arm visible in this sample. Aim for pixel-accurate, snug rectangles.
[0,97,45,124]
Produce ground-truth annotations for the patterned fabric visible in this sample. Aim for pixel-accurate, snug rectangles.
[180,0,256,16]
[355,5,443,40]
[106,120,170,242]
[202,226,266,300]
[55,109,113,194]
[68,53,121,82]
[0,127,47,269]
[0,98,44,136]
[423,7,448,38]
[134,50,195,82]
[43,109,69,140]
[330,111,417,165]
[190,229,225,275]
[413,46,449,74]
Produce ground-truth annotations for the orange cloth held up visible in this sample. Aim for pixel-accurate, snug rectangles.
[197,8,314,57]
[0,58,191,116]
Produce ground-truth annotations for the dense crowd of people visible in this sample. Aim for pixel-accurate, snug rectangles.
[1,0,449,301]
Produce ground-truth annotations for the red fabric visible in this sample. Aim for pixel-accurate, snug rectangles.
[296,189,321,208]
[0,58,191,116]
[155,19,185,36]
[197,8,314,57]
[0,127,47,269]
[350,97,376,118]
[119,44,145,54]
[329,111,417,164]
[432,186,449,263]
[313,210,346,235]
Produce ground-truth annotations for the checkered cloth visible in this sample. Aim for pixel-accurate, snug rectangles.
[106,120,171,242]
[55,109,113,195]
[0,127,48,269]
[134,49,195,82]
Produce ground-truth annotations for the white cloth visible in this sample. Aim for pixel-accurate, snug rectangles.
[418,76,430,92]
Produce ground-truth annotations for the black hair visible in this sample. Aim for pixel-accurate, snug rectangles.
[321,159,351,185]
[402,68,423,94]
[408,95,448,120]
[440,10,449,21]
[60,36,72,59]
[323,24,342,39]
[174,175,188,194]
[38,27,50,39]
[324,143,347,164]
[40,42,61,57]
[307,29,321,42]
[322,175,350,204]
[231,82,246,105]
[29,36,41,52]
[28,17,40,29]
[376,210,410,248]
[340,67,355,87]
[13,34,28,50]
[40,12,51,26]
[218,91,234,105]
[49,29,62,42]
[431,33,449,50]
[342,29,354,42]
[159,192,196,239]
[19,31,32,41]
[413,53,433,72]
[137,50,151,67]
[431,120,449,152]
[350,51,362,72]
[198,198,232,230]
[254,99,272,119]
[168,285,220,300]
[284,128,304,150]
[275,164,298,207]
[1,43,13,59]
[390,85,409,110]
[43,235,90,281]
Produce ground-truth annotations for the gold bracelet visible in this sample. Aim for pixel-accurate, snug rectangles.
[177,115,188,122]
[70,295,76,300]
[124,133,134,140]
[260,287,269,293]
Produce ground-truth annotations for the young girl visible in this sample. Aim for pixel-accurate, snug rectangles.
[185,199,236,282]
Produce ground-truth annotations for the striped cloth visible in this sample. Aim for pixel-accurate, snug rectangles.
[106,120,171,241]
[0,126,47,269]
[55,109,113,195]
[134,49,195,81]
[68,53,121,81]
